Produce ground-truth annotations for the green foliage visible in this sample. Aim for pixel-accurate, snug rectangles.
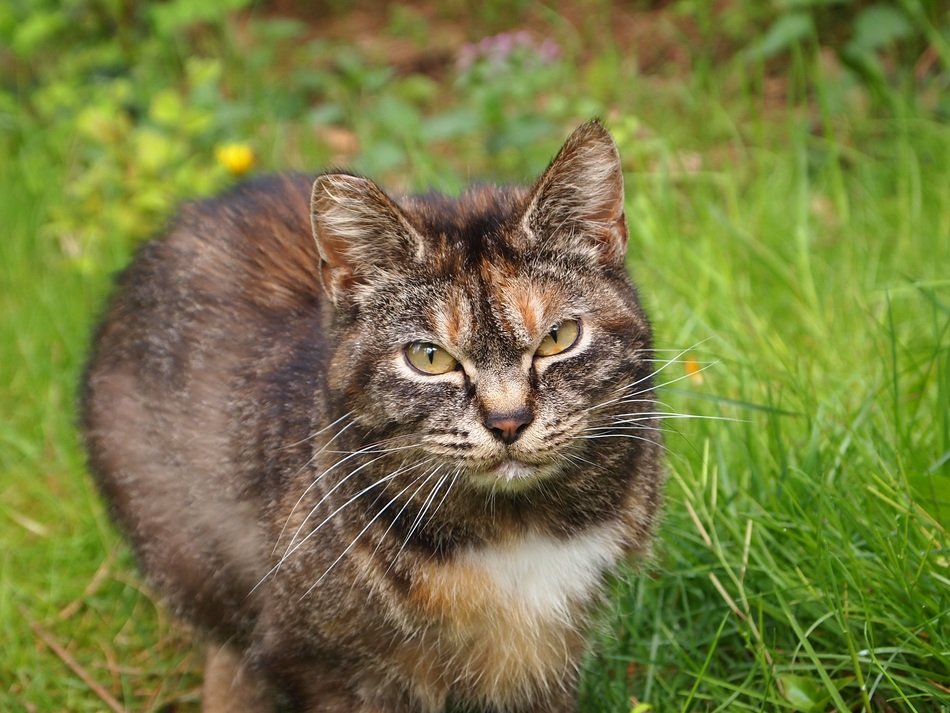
[743,0,947,109]
[1,1,948,710]
[1,0,262,278]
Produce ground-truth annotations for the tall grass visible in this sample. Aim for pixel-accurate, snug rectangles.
[584,99,949,709]
[1,3,946,711]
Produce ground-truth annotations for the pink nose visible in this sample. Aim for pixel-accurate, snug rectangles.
[483,409,533,445]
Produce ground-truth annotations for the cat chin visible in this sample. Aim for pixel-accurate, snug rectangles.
[467,459,561,492]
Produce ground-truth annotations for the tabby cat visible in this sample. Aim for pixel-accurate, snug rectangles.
[81,121,664,713]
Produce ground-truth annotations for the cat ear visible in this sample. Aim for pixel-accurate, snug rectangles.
[310,173,426,304]
[521,121,627,266]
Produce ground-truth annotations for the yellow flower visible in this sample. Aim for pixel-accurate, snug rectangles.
[684,354,704,385]
[215,142,255,176]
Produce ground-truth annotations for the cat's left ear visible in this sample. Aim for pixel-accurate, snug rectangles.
[521,120,627,266]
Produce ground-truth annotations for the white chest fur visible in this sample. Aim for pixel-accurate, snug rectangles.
[463,525,624,621]
[400,524,625,709]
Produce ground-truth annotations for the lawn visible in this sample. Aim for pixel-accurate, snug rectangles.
[1,1,948,711]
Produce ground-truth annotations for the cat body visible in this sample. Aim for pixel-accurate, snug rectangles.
[81,122,663,712]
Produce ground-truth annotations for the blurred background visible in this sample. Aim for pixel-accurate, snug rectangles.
[1,1,948,711]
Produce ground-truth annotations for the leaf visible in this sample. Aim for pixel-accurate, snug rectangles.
[375,95,422,138]
[76,105,128,145]
[778,673,822,711]
[396,75,439,103]
[250,17,306,42]
[149,89,184,128]
[850,4,913,52]
[354,139,405,175]
[308,103,346,126]
[422,110,480,141]
[150,0,251,35]
[745,13,814,61]
[10,11,65,55]
[134,128,182,173]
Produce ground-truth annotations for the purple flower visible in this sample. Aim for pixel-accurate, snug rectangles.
[456,31,562,73]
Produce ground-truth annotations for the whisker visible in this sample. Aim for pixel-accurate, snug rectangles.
[573,432,674,455]
[279,439,428,562]
[321,442,424,455]
[407,468,447,539]
[627,361,719,397]
[280,445,415,564]
[582,425,678,437]
[594,412,744,424]
[369,465,442,562]
[253,458,435,595]
[276,442,383,557]
[584,398,678,422]
[641,358,713,363]
[318,430,433,456]
[579,345,705,417]
[279,411,354,451]
[647,344,714,352]
[302,466,441,599]
[589,362,719,417]
[422,466,461,532]
[620,344,705,391]
[565,452,599,469]
[273,417,358,554]
[390,467,448,568]
[282,435,405,521]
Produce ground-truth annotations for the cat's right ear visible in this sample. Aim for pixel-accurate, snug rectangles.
[310,173,425,305]
[520,120,627,267]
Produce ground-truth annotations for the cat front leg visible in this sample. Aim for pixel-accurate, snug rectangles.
[203,643,275,713]
[203,643,380,713]
[249,651,401,713]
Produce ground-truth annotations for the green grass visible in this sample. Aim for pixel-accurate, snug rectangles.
[1,2,948,711]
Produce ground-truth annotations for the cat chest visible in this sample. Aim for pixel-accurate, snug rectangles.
[402,525,623,702]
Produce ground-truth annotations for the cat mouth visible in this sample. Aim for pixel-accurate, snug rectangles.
[492,459,537,481]
[467,458,559,492]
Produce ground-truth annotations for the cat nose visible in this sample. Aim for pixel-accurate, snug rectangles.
[483,409,533,445]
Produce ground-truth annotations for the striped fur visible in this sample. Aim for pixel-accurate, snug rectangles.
[81,121,663,712]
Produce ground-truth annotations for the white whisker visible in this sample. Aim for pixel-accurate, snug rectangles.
[423,466,461,532]
[369,464,442,562]
[595,412,743,424]
[573,432,673,455]
[582,425,678,437]
[634,361,718,395]
[390,466,448,567]
[273,417,358,554]
[580,345,703,417]
[301,466,441,598]
[253,457,434,594]
[281,447,406,563]
[279,411,354,451]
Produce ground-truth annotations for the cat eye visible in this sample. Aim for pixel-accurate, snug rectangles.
[535,319,581,357]
[405,341,459,375]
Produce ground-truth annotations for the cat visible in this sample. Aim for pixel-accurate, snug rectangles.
[80,120,664,713]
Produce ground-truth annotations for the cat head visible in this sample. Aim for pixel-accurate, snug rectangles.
[310,121,654,491]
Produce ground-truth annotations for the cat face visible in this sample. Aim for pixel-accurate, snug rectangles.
[311,122,653,492]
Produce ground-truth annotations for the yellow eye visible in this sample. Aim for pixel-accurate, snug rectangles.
[405,341,459,375]
[536,319,580,357]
